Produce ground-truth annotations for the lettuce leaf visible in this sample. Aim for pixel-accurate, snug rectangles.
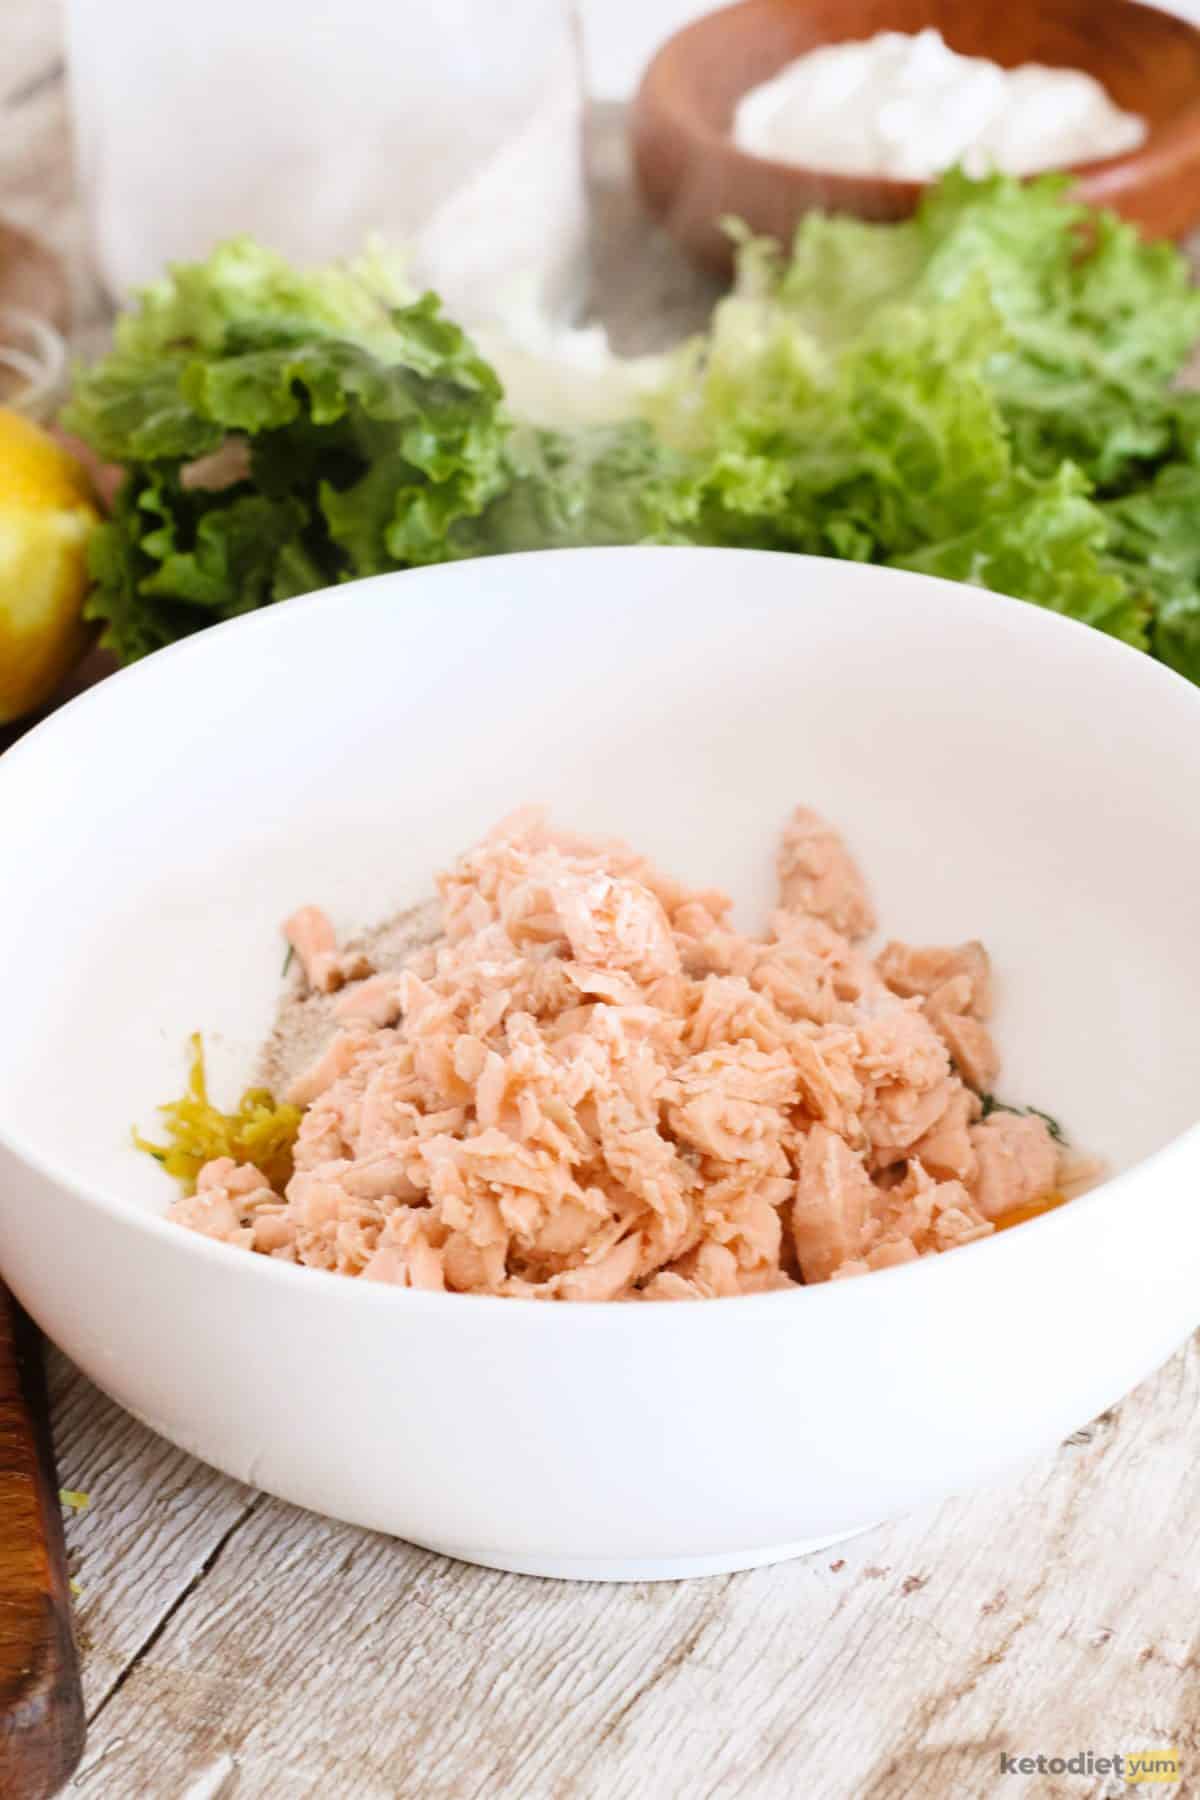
[1103,465,1200,680]
[65,179,1200,681]
[449,421,680,556]
[732,171,1200,491]
[83,471,327,660]
[897,465,1149,649]
[65,241,510,659]
[652,280,1018,559]
[641,174,1197,656]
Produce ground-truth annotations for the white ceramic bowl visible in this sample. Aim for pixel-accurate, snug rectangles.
[2,548,1199,1581]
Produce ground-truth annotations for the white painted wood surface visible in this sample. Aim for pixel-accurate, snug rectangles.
[6,5,1200,1794]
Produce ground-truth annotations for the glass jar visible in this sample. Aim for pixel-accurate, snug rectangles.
[65,0,588,325]
[0,308,67,423]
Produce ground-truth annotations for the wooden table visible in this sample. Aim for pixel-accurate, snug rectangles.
[6,8,1200,1795]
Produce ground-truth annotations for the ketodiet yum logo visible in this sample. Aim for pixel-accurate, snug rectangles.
[999,1748,1180,1784]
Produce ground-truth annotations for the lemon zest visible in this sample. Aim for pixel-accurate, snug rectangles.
[135,1034,301,1195]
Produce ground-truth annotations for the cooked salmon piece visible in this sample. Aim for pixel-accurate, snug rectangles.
[553,1234,645,1301]
[853,1005,955,1166]
[167,1157,276,1249]
[284,906,371,994]
[334,973,405,1027]
[878,942,998,1091]
[776,807,877,940]
[792,1125,875,1282]
[876,940,993,1018]
[910,1084,979,1182]
[172,807,1080,1297]
[284,905,338,990]
[552,873,681,985]
[932,1007,1000,1095]
[969,1113,1059,1220]
[864,1161,992,1264]
[285,1029,375,1108]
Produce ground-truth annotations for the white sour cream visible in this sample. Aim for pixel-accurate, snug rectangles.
[733,29,1146,181]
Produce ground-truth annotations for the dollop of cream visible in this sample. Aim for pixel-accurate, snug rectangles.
[733,29,1146,181]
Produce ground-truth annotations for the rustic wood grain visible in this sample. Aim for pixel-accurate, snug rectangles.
[0,1293,83,1800]
[56,1340,1200,1799]
[46,1355,259,1722]
[7,4,1200,1797]
[632,0,1200,270]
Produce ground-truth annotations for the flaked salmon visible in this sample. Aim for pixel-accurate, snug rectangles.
[168,807,1075,1298]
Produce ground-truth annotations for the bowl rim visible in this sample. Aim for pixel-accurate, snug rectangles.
[638,0,1200,199]
[2,543,1199,1323]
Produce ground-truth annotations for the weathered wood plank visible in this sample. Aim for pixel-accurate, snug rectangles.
[62,1338,1200,1800]
[47,1354,259,1721]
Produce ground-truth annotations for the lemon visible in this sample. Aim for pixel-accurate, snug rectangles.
[0,406,100,723]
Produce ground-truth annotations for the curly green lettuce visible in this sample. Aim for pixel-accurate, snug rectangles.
[65,176,1200,680]
[714,170,1200,490]
[641,172,1200,659]
[1102,464,1200,681]
[896,465,1149,650]
[65,241,510,659]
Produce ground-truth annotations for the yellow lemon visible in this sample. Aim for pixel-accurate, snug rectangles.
[0,406,100,723]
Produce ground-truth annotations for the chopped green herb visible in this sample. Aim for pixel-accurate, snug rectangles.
[1026,1105,1067,1146]
[281,943,295,978]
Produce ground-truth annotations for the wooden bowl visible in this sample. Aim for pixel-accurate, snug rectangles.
[631,0,1200,271]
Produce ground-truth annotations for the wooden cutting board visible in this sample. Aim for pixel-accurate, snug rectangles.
[0,526,91,1793]
[0,1288,85,1798]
